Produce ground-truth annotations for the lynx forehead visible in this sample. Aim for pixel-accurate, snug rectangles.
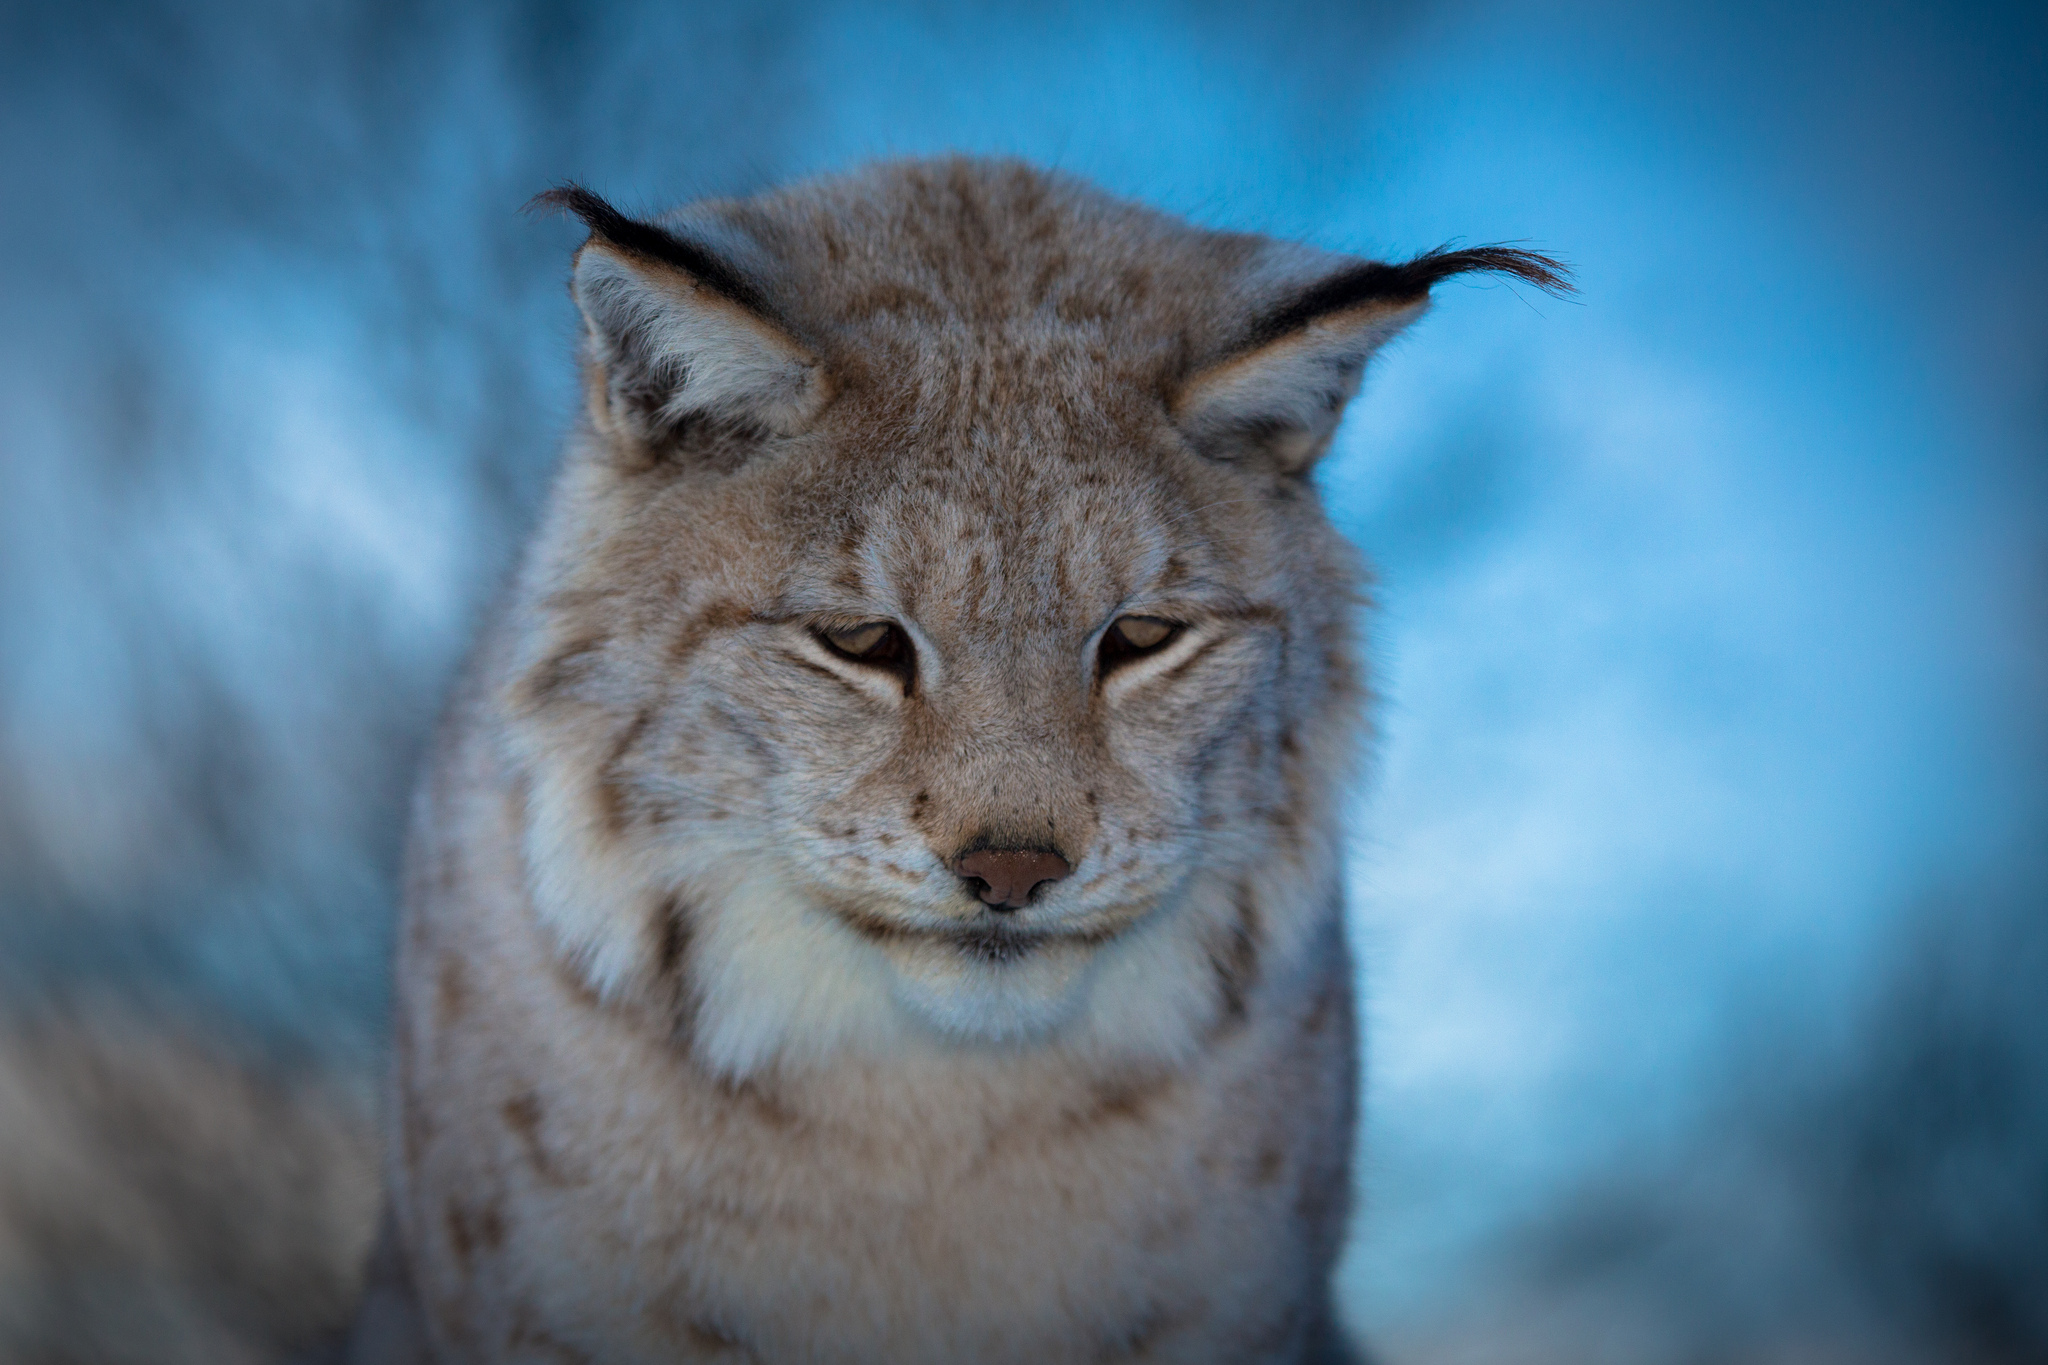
[367,157,1566,1363]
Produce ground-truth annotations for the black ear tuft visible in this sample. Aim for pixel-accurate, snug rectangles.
[528,183,830,453]
[1174,243,1573,474]
[1250,245,1574,347]
[527,183,775,320]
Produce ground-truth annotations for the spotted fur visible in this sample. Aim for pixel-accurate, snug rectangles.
[367,156,1567,1364]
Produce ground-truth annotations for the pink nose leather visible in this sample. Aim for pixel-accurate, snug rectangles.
[955,848,1072,910]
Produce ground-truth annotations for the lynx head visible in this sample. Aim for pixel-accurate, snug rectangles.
[499,159,1567,1077]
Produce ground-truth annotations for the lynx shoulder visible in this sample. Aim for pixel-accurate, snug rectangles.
[368,156,1566,1364]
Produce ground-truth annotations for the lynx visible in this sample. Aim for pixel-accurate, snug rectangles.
[357,157,1566,1364]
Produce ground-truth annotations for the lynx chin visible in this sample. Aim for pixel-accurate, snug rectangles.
[350,156,1568,1364]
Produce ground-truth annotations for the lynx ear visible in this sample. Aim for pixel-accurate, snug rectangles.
[1175,245,1572,472]
[534,185,830,451]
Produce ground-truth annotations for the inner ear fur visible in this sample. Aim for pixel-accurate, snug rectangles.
[533,185,831,456]
[1174,244,1572,473]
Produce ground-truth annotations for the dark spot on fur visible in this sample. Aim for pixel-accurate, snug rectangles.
[596,707,655,838]
[1091,1084,1153,1124]
[1302,978,1337,1037]
[436,958,469,1024]
[1070,1073,1175,1132]
[653,894,690,979]
[593,781,631,838]
[444,1199,475,1270]
[508,1303,598,1363]
[428,844,460,897]
[668,599,759,669]
[547,949,605,1013]
[1096,1302,1181,1360]
[1209,883,1263,1028]
[403,1099,433,1169]
[1293,1145,1351,1229]
[1252,1144,1285,1186]
[682,1317,747,1350]
[502,1090,543,1137]
[717,1075,799,1130]
[827,903,913,945]
[652,895,704,1035]
[648,1294,754,1351]
[521,635,610,709]
[478,1199,507,1250]
[502,1090,572,1186]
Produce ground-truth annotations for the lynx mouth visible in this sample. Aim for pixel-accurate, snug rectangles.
[823,903,1119,964]
[947,926,1049,966]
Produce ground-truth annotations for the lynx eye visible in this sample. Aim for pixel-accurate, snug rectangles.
[815,620,917,694]
[823,622,890,656]
[1112,616,1174,650]
[1099,615,1182,674]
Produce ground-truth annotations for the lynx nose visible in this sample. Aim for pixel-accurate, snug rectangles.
[954,847,1072,910]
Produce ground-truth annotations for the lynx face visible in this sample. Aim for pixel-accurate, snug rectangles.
[497,163,1566,1074]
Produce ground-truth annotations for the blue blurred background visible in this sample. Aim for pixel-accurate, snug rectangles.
[1,1,2042,1359]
